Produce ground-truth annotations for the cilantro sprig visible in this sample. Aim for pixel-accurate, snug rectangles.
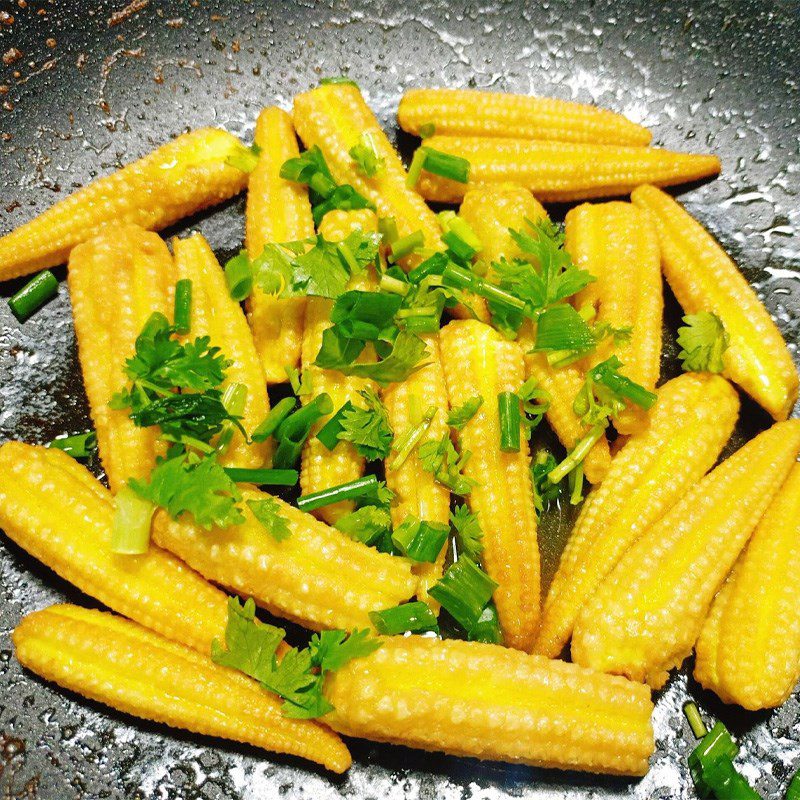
[337,388,394,460]
[677,312,729,373]
[418,432,477,495]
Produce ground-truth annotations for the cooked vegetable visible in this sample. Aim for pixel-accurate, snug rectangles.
[632,184,799,420]
[398,88,652,146]
[325,636,654,776]
[245,107,315,383]
[67,224,174,492]
[677,312,729,374]
[695,463,800,710]
[292,83,443,267]
[0,128,249,280]
[369,602,439,635]
[8,269,59,320]
[151,485,417,632]
[440,320,539,651]
[414,136,721,203]
[173,232,271,468]
[565,201,662,434]
[571,419,800,688]
[534,373,740,659]
[13,604,351,773]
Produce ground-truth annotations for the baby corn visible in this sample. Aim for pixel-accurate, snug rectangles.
[440,320,539,651]
[632,184,800,420]
[695,463,800,710]
[152,486,417,632]
[68,224,174,493]
[534,373,739,659]
[565,202,662,434]
[572,418,800,688]
[325,635,654,776]
[246,107,315,382]
[382,333,450,606]
[398,88,652,146]
[0,442,229,654]
[415,136,721,204]
[292,83,442,266]
[0,128,249,280]
[173,232,271,468]
[301,209,378,524]
[14,605,351,773]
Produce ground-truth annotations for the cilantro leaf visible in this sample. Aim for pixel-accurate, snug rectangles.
[309,628,381,673]
[337,388,394,460]
[292,235,351,299]
[451,503,483,560]
[247,497,291,542]
[447,395,483,431]
[677,312,729,374]
[262,647,331,719]
[418,432,477,495]
[334,505,392,547]
[349,133,385,178]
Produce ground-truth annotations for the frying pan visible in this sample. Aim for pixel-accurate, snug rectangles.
[1,1,799,797]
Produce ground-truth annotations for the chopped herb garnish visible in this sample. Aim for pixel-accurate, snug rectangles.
[531,450,561,514]
[418,122,436,139]
[533,304,597,354]
[497,391,521,452]
[677,312,729,374]
[450,503,483,561]
[407,146,470,186]
[428,556,497,631]
[110,485,155,555]
[447,395,483,431]
[369,602,440,635]
[285,366,314,397]
[224,251,254,301]
[467,601,503,645]
[252,397,297,442]
[418,432,477,495]
[224,142,261,173]
[319,76,359,87]
[388,405,437,470]
[8,270,58,321]
[173,279,193,335]
[518,377,550,432]
[337,388,394,461]
[389,230,425,263]
[247,497,291,542]
[438,211,482,262]
[223,468,299,486]
[334,505,392,548]
[315,401,355,451]
[272,393,334,469]
[391,516,449,563]
[296,474,389,513]
[47,430,96,459]
[349,131,385,177]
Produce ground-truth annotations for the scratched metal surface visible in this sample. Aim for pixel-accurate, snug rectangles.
[0,0,799,797]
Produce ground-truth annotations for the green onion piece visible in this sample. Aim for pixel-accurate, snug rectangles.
[441,263,525,313]
[439,214,482,262]
[173,279,192,334]
[391,516,449,563]
[378,216,399,246]
[110,486,155,555]
[369,602,440,635]
[418,122,436,139]
[568,462,584,506]
[296,474,380,513]
[272,436,303,470]
[47,430,96,458]
[389,406,437,470]
[533,304,597,354]
[224,143,261,173]
[223,468,299,486]
[407,252,449,284]
[429,556,498,631]
[214,382,249,455]
[389,230,425,263]
[548,424,606,484]
[309,170,337,198]
[591,356,658,410]
[251,397,297,442]
[379,274,410,296]
[405,148,427,188]
[337,241,361,275]
[684,702,708,740]
[315,401,355,450]
[276,393,334,443]
[8,270,58,321]
[467,602,503,644]
[396,310,440,334]
[319,76,358,86]
[497,392,521,452]
[224,252,253,301]
[419,147,470,183]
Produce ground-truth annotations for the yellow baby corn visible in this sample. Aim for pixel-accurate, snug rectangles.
[0,442,228,655]
[415,136,721,204]
[534,373,739,659]
[0,128,249,280]
[68,224,174,493]
[14,605,351,773]
[439,320,539,651]
[300,209,378,524]
[325,635,654,776]
[572,418,800,688]
[565,202,662,434]
[695,463,800,710]
[152,486,417,632]
[292,83,442,266]
[632,184,800,421]
[245,107,315,383]
[173,232,271,468]
[398,88,653,146]
[382,333,450,606]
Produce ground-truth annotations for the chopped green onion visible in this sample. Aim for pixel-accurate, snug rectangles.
[590,356,657,411]
[418,146,470,183]
[8,270,58,321]
[273,393,334,468]
[389,406,437,470]
[273,437,304,471]
[173,279,192,334]
[390,516,449,563]
[297,474,381,513]
[684,702,708,739]
[497,392,521,452]
[252,397,297,442]
[405,148,427,188]
[223,468,299,486]
[395,308,440,334]
[319,76,358,86]
[406,252,449,284]
[225,142,261,173]
[378,216,399,246]
[334,505,392,547]
[568,462,584,505]
[533,304,597,354]
[418,122,436,139]
[548,424,606,484]
[315,401,355,450]
[214,382,249,455]
[369,602,440,635]
[224,252,253,301]
[467,602,503,644]
[389,230,425,263]
[110,486,155,555]
[284,366,314,396]
[47,430,96,458]
[378,273,410,296]
[429,556,498,631]
[438,212,482,261]
[441,263,525,314]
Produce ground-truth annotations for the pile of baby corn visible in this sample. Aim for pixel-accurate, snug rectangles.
[0,83,798,781]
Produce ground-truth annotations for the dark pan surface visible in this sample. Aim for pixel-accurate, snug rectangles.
[1,1,799,797]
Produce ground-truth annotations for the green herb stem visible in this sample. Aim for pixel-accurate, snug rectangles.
[223,468,299,486]
[315,401,355,450]
[497,392,521,452]
[8,270,58,321]
[391,516,449,563]
[389,406,437,470]
[428,556,498,631]
[110,486,155,555]
[173,279,193,334]
[684,702,708,740]
[224,252,254,301]
[548,424,606,484]
[47,430,96,458]
[389,230,425,263]
[296,474,380,512]
[369,602,440,635]
[252,397,297,442]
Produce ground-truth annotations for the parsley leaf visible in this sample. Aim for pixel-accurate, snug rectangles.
[247,497,291,542]
[418,432,477,495]
[677,312,729,374]
[337,388,394,460]
[349,132,385,178]
[451,504,483,560]
[447,395,483,431]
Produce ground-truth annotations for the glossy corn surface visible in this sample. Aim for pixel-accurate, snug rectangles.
[14,605,350,773]
[246,107,314,382]
[572,419,800,688]
[398,88,653,146]
[292,83,442,267]
[440,320,539,650]
[0,128,248,280]
[565,202,662,434]
[632,184,799,420]
[173,233,271,468]
[325,635,654,776]
[68,224,174,493]
[152,486,417,632]
[695,463,800,709]
[535,374,740,659]
[0,442,229,654]
[382,333,450,606]
[415,136,721,204]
